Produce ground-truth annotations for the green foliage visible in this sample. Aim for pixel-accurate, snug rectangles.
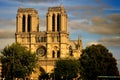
[54,59,80,80]
[1,43,37,79]
[79,44,119,80]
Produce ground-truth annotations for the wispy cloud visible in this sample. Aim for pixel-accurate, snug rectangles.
[0,30,14,38]
[12,0,59,3]
[65,3,110,19]
[0,7,17,15]
[69,14,120,35]
[0,19,16,30]
[66,5,109,11]
[108,14,120,23]
[0,19,15,26]
[0,19,15,38]
[88,37,120,47]
[0,38,15,50]
[98,37,120,47]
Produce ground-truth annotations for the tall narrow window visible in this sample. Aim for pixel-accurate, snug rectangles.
[22,15,25,32]
[52,51,55,58]
[57,14,61,31]
[57,51,60,58]
[52,14,55,32]
[28,15,31,32]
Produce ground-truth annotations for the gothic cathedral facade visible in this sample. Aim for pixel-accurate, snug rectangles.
[15,5,82,79]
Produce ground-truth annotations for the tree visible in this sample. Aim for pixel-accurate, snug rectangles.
[79,44,119,80]
[1,43,37,80]
[53,59,80,80]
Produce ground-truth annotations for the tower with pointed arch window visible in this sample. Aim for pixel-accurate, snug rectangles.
[46,5,69,59]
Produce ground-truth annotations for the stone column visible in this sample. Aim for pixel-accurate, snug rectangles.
[18,14,22,32]
[65,15,67,32]
[46,14,49,31]
[49,13,52,32]
[30,14,32,32]
[61,14,64,31]
[47,13,52,32]
[16,16,18,32]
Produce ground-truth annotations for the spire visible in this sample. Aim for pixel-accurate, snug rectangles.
[78,35,81,45]
[19,0,23,9]
[60,4,63,8]
[59,0,63,5]
[19,6,22,9]
[77,35,82,50]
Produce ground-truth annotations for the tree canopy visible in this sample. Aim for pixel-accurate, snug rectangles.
[1,43,37,80]
[79,44,119,80]
[53,59,80,80]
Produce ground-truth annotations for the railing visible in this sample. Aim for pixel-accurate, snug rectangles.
[38,58,58,66]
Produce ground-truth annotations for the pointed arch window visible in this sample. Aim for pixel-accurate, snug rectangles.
[28,15,31,32]
[52,14,55,32]
[57,51,60,58]
[22,15,26,32]
[52,51,55,58]
[57,14,61,31]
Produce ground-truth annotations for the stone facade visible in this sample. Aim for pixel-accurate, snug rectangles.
[15,5,82,79]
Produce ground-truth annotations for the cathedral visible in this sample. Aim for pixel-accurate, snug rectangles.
[15,5,82,79]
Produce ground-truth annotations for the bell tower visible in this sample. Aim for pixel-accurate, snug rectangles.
[46,5,69,58]
[16,7,39,33]
[15,7,39,50]
[46,5,67,32]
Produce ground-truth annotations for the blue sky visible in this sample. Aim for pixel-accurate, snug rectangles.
[0,0,120,71]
